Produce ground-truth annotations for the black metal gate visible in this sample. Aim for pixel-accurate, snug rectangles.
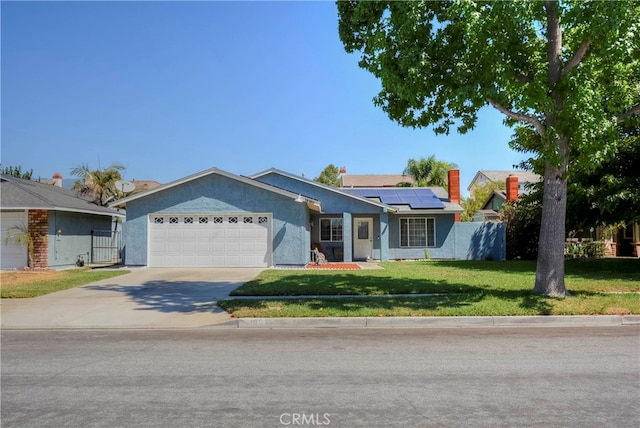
[91,230,122,264]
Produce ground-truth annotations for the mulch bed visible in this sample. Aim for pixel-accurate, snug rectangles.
[306,263,361,270]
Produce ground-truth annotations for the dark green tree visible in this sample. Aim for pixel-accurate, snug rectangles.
[1,165,33,180]
[338,1,640,296]
[566,116,640,230]
[314,164,341,188]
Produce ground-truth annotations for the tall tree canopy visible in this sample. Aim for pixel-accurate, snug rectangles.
[71,163,125,206]
[314,164,341,188]
[403,155,457,188]
[338,0,640,296]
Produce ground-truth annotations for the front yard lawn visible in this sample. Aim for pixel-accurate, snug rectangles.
[219,259,640,317]
[1,268,130,298]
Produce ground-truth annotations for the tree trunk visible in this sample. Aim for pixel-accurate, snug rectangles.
[534,162,569,296]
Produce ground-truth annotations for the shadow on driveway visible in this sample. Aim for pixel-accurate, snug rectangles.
[1,268,263,329]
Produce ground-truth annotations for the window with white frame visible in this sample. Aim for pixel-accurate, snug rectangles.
[400,218,435,247]
[320,218,343,242]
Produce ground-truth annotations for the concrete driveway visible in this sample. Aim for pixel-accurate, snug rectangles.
[0,268,263,329]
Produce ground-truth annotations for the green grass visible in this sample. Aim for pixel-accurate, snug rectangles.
[1,269,130,298]
[220,259,640,317]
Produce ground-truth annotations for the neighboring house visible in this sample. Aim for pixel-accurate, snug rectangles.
[467,170,541,196]
[39,172,76,189]
[339,166,415,188]
[473,174,520,222]
[131,180,162,193]
[111,167,505,268]
[1,175,124,269]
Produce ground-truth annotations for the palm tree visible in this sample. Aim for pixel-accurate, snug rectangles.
[71,163,125,206]
[5,224,36,268]
[403,156,457,188]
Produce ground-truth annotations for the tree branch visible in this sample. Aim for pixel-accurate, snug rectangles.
[617,103,640,123]
[561,39,591,77]
[515,73,533,84]
[488,99,546,136]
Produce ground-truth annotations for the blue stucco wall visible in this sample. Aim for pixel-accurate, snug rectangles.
[387,215,505,260]
[48,211,113,268]
[254,173,384,214]
[123,173,309,266]
[454,221,506,261]
[256,172,390,262]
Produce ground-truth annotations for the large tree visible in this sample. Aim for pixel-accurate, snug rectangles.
[403,155,457,188]
[338,1,640,296]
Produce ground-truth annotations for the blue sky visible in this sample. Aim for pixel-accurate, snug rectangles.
[2,1,524,196]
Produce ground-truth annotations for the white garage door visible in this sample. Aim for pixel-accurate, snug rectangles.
[148,214,272,267]
[1,211,28,269]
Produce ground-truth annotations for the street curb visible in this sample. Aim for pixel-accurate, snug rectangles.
[223,315,640,329]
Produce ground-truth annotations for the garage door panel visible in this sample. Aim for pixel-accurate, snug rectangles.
[149,214,272,267]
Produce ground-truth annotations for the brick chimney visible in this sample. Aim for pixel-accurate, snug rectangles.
[52,172,63,187]
[339,166,346,176]
[448,169,461,222]
[506,174,519,201]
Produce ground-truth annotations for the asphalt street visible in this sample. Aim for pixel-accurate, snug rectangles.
[2,326,639,427]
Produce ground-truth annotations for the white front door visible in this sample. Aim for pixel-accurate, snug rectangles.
[353,218,373,260]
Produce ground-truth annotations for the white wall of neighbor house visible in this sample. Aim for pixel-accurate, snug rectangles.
[1,211,28,269]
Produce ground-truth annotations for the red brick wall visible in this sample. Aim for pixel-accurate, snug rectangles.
[506,175,519,201]
[448,169,461,222]
[28,210,49,269]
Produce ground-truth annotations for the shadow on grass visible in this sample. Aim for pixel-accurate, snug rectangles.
[231,274,489,296]
[221,288,556,317]
[415,258,640,282]
[84,279,243,314]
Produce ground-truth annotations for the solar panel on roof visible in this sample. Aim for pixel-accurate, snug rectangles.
[341,187,445,209]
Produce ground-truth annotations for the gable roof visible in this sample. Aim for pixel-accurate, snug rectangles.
[250,168,398,213]
[467,170,541,191]
[110,167,321,211]
[1,175,123,217]
[340,174,415,188]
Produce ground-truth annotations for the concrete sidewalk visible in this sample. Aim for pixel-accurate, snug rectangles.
[223,314,640,329]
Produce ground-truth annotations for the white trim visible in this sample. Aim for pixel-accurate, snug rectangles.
[111,167,316,209]
[251,168,397,213]
[1,206,123,218]
[319,217,343,242]
[147,212,273,267]
[399,217,436,248]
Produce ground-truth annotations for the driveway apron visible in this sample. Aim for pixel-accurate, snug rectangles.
[0,268,263,329]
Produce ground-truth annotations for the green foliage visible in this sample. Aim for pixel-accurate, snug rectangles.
[1,165,33,180]
[500,199,542,261]
[565,241,606,259]
[220,259,640,317]
[313,164,341,188]
[566,116,640,228]
[4,223,36,268]
[71,163,125,206]
[402,155,457,188]
[337,1,640,296]
[461,181,505,222]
